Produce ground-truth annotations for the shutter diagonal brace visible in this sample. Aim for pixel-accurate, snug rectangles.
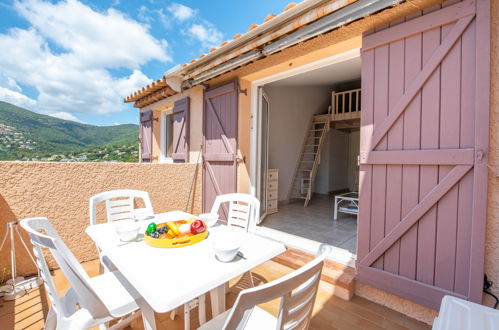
[207,97,235,155]
[359,165,472,267]
[368,14,474,151]
[172,110,185,158]
[205,160,230,218]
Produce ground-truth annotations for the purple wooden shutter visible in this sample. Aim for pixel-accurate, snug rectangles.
[172,97,190,163]
[357,0,490,310]
[140,110,153,163]
[203,81,238,218]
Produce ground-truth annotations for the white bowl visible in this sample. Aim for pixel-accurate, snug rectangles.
[199,213,219,227]
[115,223,141,242]
[212,238,240,262]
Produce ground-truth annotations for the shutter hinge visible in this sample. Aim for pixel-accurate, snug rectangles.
[476,149,485,163]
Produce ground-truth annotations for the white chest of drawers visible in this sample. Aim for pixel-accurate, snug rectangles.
[267,169,278,214]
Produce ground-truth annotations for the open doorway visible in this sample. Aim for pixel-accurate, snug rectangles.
[255,53,361,255]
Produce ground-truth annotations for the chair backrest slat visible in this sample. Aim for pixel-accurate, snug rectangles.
[223,244,331,330]
[210,193,259,232]
[89,190,153,225]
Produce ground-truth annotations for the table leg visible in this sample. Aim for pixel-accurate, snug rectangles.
[137,298,156,330]
[210,284,226,317]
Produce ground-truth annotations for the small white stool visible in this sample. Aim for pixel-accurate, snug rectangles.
[432,295,499,330]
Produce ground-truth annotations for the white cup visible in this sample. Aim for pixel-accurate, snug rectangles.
[115,223,141,241]
[212,238,240,262]
[199,213,219,227]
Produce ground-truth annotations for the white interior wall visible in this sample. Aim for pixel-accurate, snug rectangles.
[265,85,331,201]
[314,135,330,194]
[328,129,350,191]
[347,131,360,191]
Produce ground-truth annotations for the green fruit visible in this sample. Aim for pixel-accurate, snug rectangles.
[146,222,157,234]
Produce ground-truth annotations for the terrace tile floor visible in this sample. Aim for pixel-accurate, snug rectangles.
[0,258,430,330]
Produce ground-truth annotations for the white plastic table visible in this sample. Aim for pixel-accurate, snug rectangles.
[86,211,286,330]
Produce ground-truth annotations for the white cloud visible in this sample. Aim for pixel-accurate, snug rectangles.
[14,0,170,69]
[187,23,223,50]
[0,0,169,117]
[0,86,37,109]
[138,5,171,29]
[168,3,195,21]
[0,73,22,92]
[48,111,84,123]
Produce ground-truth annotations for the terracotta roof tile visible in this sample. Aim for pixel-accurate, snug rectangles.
[190,58,196,63]
[210,47,217,53]
[182,63,187,67]
[264,14,276,22]
[284,3,297,11]
[248,23,258,31]
[199,53,206,58]
[220,40,229,46]
[233,33,242,39]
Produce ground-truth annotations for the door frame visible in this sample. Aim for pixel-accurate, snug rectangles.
[258,88,270,222]
[248,48,360,266]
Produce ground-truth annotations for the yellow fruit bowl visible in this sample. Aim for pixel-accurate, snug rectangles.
[143,221,209,248]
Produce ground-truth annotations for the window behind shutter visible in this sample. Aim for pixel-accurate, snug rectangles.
[140,110,153,163]
[172,97,190,163]
[357,0,490,309]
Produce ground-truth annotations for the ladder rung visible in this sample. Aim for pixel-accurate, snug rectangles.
[293,180,310,184]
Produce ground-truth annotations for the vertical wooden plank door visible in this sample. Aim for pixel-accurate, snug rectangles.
[203,81,238,217]
[357,0,490,310]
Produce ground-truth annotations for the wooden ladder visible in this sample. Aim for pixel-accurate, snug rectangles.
[288,108,331,207]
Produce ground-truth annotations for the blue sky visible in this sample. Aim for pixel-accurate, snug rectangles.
[0,0,291,126]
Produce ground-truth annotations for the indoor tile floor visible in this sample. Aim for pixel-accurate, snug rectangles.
[262,195,357,253]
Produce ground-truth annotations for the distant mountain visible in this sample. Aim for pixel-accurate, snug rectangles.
[0,101,139,161]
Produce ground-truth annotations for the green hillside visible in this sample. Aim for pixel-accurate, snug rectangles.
[0,101,139,161]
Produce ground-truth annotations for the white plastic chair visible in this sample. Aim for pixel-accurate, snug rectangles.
[20,217,149,330]
[210,193,260,232]
[89,189,154,273]
[171,194,261,329]
[211,193,261,289]
[89,189,154,225]
[198,244,331,330]
[432,295,499,330]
